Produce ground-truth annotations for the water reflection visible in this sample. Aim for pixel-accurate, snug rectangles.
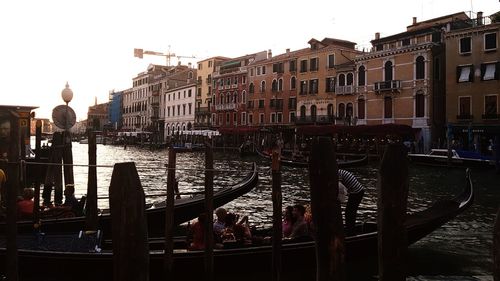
[66,142,497,279]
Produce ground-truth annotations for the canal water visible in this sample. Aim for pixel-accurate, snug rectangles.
[64,142,498,280]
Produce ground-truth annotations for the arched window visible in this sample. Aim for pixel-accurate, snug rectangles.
[357,98,365,119]
[358,66,366,86]
[278,78,283,91]
[415,90,425,117]
[416,56,425,79]
[346,103,353,117]
[338,74,346,86]
[272,79,278,92]
[327,104,334,118]
[347,73,353,85]
[220,93,224,104]
[233,92,238,103]
[311,105,317,121]
[300,105,306,119]
[212,94,216,105]
[291,77,296,90]
[249,83,255,93]
[260,81,266,92]
[384,61,393,81]
[188,71,193,79]
[384,96,393,118]
[242,91,246,104]
[338,103,345,118]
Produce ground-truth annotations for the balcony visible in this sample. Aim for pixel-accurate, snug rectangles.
[335,85,354,95]
[456,114,473,120]
[482,113,500,120]
[374,80,401,93]
[215,103,238,111]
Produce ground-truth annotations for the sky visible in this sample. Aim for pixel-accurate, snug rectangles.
[1,0,498,121]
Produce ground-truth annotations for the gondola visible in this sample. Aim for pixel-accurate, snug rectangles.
[0,169,473,281]
[408,149,495,169]
[0,163,258,239]
[256,148,369,168]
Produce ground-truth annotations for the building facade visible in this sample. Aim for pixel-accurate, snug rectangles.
[445,11,500,153]
[108,90,123,131]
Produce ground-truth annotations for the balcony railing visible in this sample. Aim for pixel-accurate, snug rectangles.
[215,103,238,111]
[456,114,473,120]
[374,80,401,93]
[482,113,500,120]
[335,85,354,95]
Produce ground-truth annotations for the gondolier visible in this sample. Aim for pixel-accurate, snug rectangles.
[338,169,365,236]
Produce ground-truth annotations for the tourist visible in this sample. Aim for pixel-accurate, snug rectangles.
[188,213,206,250]
[213,207,227,238]
[220,212,252,246]
[338,169,365,236]
[63,185,79,210]
[17,187,35,219]
[282,205,294,238]
[288,204,310,240]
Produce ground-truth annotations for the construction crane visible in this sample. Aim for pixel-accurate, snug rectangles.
[133,46,196,66]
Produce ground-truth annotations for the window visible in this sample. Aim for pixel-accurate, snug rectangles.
[289,60,297,72]
[459,96,471,116]
[328,54,335,68]
[338,103,345,118]
[326,77,336,92]
[260,81,266,92]
[277,112,282,123]
[481,63,498,81]
[300,60,308,72]
[402,38,410,46]
[233,112,237,124]
[346,73,353,85]
[327,104,334,117]
[485,33,497,51]
[384,97,392,118]
[188,103,192,115]
[262,66,266,75]
[459,37,472,54]
[288,97,296,110]
[270,113,276,123]
[310,105,317,121]
[358,66,366,86]
[300,105,306,119]
[257,67,261,76]
[249,83,255,93]
[485,96,497,116]
[415,91,425,117]
[310,58,318,71]
[309,79,318,94]
[242,91,247,104]
[290,111,296,122]
[416,56,425,79]
[226,113,230,124]
[357,98,365,119]
[271,80,278,92]
[258,99,264,108]
[338,74,345,86]
[249,113,253,124]
[376,44,383,51]
[290,77,296,90]
[384,61,393,81]
[250,68,254,76]
[278,78,283,91]
[259,113,264,124]
[208,61,212,68]
[457,65,474,82]
[300,80,308,95]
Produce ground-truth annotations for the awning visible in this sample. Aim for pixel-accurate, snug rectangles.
[218,126,260,135]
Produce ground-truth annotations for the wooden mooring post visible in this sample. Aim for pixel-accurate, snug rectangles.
[42,132,63,205]
[271,149,282,281]
[33,120,42,223]
[109,162,149,281]
[377,143,409,281]
[62,130,74,188]
[309,136,344,281]
[164,147,176,279]
[85,131,98,230]
[204,143,214,281]
[5,112,20,281]
[494,207,500,281]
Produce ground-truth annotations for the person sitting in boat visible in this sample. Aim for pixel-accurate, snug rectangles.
[213,207,227,240]
[220,212,252,246]
[63,184,79,210]
[287,204,311,241]
[282,205,294,238]
[188,213,206,250]
[338,169,365,236]
[17,187,35,219]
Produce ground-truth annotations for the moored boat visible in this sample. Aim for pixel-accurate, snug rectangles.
[0,169,474,281]
[256,148,368,168]
[408,149,494,168]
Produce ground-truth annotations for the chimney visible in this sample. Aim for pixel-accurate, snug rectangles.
[94,96,97,106]
[267,49,272,58]
[375,32,380,40]
[413,17,417,25]
[477,11,483,25]
[286,48,290,53]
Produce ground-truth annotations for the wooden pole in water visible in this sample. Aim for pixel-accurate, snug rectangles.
[309,136,344,281]
[164,147,176,279]
[6,111,20,281]
[62,130,74,187]
[109,162,149,281]
[271,149,282,281]
[204,143,214,281]
[377,143,409,281]
[53,132,64,205]
[494,207,500,281]
[85,131,98,230]
[33,120,42,223]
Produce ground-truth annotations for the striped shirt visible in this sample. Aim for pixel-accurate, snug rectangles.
[338,169,364,194]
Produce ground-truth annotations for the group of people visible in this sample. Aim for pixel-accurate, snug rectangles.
[188,207,252,250]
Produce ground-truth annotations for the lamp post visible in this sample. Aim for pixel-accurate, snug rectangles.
[60,82,75,201]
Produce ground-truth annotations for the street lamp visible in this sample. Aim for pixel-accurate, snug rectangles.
[61,82,74,105]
